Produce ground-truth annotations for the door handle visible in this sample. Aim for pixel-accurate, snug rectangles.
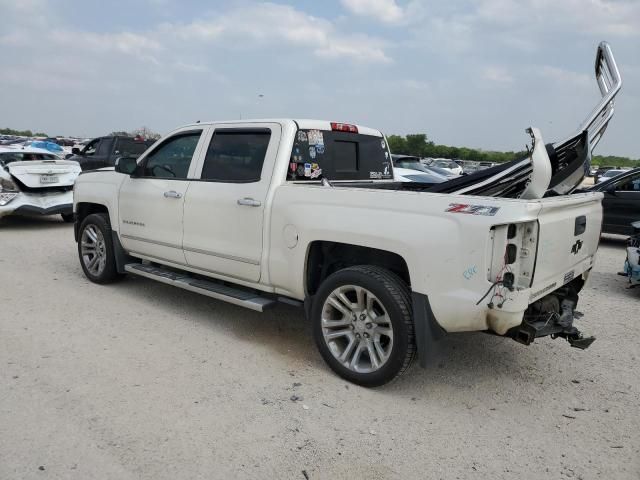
[237,197,261,207]
[164,190,182,199]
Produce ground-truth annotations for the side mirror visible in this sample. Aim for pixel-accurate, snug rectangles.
[71,147,81,155]
[115,156,139,175]
[605,184,617,195]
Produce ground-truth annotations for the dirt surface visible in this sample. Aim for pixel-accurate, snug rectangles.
[1,215,638,480]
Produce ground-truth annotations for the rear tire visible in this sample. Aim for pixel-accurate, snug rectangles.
[312,265,415,387]
[77,213,122,284]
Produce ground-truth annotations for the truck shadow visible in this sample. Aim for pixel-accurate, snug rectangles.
[0,215,72,230]
[107,275,541,392]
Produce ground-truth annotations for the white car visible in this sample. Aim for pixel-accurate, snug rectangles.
[0,146,81,222]
[596,169,627,183]
[393,166,447,183]
[429,158,463,176]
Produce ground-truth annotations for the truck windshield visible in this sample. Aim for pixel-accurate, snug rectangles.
[288,129,392,181]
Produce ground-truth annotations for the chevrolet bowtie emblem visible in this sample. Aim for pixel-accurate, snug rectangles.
[571,239,583,255]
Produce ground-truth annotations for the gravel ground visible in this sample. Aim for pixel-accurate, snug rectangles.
[1,215,638,480]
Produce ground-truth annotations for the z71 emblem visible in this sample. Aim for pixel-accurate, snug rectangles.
[445,203,500,216]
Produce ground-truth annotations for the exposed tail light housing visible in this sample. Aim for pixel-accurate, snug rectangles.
[488,221,539,289]
[331,122,358,133]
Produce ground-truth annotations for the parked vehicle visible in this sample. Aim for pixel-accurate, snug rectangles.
[428,158,463,176]
[391,155,451,180]
[587,167,640,235]
[0,146,80,221]
[71,42,620,386]
[68,135,155,171]
[593,166,616,183]
[621,221,640,286]
[596,169,627,183]
[393,166,447,183]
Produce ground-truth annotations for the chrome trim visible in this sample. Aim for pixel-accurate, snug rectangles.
[122,234,260,266]
[121,234,178,250]
[555,41,622,152]
[183,245,260,266]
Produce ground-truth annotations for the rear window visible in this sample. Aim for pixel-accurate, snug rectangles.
[287,129,392,181]
[115,138,153,158]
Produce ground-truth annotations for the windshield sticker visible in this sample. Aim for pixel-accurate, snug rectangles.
[289,162,297,172]
[383,162,390,177]
[445,204,500,216]
[296,164,306,177]
[370,171,383,179]
[381,140,386,149]
[297,131,308,142]
[304,163,312,177]
[316,144,325,155]
[308,130,324,146]
[311,166,322,179]
[385,151,389,159]
[309,146,317,159]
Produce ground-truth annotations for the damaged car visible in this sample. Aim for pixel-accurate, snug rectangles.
[71,42,621,386]
[0,146,81,222]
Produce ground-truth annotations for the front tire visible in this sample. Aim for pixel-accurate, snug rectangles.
[77,213,121,284]
[312,265,415,387]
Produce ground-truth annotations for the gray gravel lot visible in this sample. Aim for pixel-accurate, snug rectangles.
[1,215,639,479]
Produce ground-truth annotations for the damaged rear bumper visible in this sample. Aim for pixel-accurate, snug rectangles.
[504,276,595,350]
[0,190,73,218]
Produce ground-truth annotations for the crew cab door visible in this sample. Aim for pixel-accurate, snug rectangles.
[601,171,640,235]
[183,123,281,282]
[118,128,206,265]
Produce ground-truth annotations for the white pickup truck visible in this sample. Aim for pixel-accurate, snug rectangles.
[73,43,621,386]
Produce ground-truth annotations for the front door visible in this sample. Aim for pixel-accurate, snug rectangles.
[602,171,640,235]
[183,124,281,282]
[118,129,205,265]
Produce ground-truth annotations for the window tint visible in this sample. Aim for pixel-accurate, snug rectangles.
[115,138,151,157]
[96,138,112,157]
[201,129,271,182]
[616,173,640,191]
[142,132,201,179]
[84,139,99,156]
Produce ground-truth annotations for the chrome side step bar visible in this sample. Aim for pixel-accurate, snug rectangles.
[124,263,276,312]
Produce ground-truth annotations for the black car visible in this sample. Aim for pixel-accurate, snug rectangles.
[589,167,640,235]
[68,135,155,171]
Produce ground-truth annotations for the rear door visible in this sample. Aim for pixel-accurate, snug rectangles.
[118,128,206,265]
[601,171,640,235]
[182,123,281,282]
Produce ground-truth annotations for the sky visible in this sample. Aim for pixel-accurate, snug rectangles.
[1,0,639,158]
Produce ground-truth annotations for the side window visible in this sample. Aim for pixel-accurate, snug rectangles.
[200,129,271,182]
[96,138,113,157]
[84,139,99,156]
[616,174,640,192]
[141,131,201,179]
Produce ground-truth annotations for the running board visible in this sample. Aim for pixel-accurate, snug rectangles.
[124,263,276,312]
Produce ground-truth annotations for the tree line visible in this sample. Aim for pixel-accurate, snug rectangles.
[387,133,639,167]
[1,127,48,137]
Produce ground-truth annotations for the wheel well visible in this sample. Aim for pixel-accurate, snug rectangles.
[74,203,110,242]
[76,203,109,224]
[306,241,410,295]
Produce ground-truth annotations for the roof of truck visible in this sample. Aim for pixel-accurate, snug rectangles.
[181,119,383,137]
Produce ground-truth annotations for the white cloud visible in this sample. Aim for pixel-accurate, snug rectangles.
[341,0,405,23]
[173,3,391,63]
[482,66,514,84]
